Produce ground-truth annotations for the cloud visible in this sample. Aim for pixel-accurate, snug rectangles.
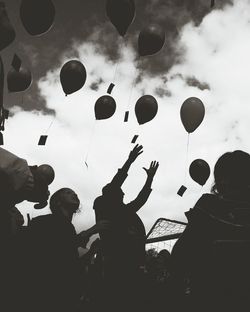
[6,0,250,237]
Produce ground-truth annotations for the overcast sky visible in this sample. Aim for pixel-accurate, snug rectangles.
[3,0,250,235]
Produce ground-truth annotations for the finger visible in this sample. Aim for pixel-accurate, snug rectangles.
[155,162,159,171]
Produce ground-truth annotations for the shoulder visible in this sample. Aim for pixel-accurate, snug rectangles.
[93,196,103,209]
[185,193,219,221]
[194,193,219,209]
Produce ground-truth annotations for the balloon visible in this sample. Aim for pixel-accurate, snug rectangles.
[95,95,116,120]
[135,95,158,125]
[106,0,135,37]
[189,159,210,186]
[37,164,55,185]
[0,2,16,51]
[180,97,205,133]
[7,67,32,92]
[20,0,55,36]
[138,25,165,57]
[60,60,86,96]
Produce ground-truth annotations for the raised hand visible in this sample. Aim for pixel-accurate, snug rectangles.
[143,161,159,179]
[89,238,101,254]
[128,144,143,162]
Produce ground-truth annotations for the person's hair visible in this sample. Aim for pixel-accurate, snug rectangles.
[49,188,69,214]
[212,150,250,196]
[49,188,81,215]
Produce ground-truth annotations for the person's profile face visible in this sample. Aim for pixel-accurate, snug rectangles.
[60,188,80,212]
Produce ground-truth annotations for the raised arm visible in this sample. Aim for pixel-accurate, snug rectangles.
[76,220,110,248]
[127,161,159,212]
[110,144,143,188]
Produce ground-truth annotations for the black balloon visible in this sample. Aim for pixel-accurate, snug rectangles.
[106,0,135,37]
[60,60,87,96]
[135,95,158,125]
[7,67,32,92]
[95,95,116,120]
[138,25,165,57]
[180,97,205,133]
[37,164,55,185]
[189,159,210,186]
[20,0,55,36]
[0,2,15,51]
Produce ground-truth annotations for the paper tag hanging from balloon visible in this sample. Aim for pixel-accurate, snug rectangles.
[38,135,48,146]
[131,135,138,143]
[107,83,115,94]
[124,111,129,122]
[177,185,187,197]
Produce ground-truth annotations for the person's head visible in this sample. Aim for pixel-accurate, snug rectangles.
[23,165,55,209]
[49,188,80,220]
[157,249,171,266]
[102,183,124,203]
[212,150,250,197]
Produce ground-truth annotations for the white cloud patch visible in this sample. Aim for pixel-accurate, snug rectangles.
[6,0,250,234]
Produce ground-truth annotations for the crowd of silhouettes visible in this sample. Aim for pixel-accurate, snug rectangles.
[0,145,250,312]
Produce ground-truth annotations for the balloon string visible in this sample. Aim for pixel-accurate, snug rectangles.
[84,120,97,168]
[113,61,119,85]
[131,123,141,144]
[109,37,126,94]
[126,57,139,112]
[184,133,190,182]
[45,115,56,134]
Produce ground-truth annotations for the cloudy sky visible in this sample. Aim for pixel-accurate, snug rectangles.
[3,0,250,235]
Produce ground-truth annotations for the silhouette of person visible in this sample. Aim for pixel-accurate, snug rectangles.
[93,144,159,311]
[24,188,109,312]
[171,150,250,312]
[0,147,55,209]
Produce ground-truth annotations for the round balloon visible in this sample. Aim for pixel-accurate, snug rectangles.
[60,60,87,96]
[0,2,16,51]
[95,95,116,120]
[20,0,55,36]
[189,159,210,186]
[106,0,135,37]
[180,97,205,133]
[135,95,158,125]
[138,25,165,57]
[7,67,32,92]
[37,164,55,185]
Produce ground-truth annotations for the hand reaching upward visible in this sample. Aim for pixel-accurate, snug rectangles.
[128,144,143,162]
[143,161,159,179]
